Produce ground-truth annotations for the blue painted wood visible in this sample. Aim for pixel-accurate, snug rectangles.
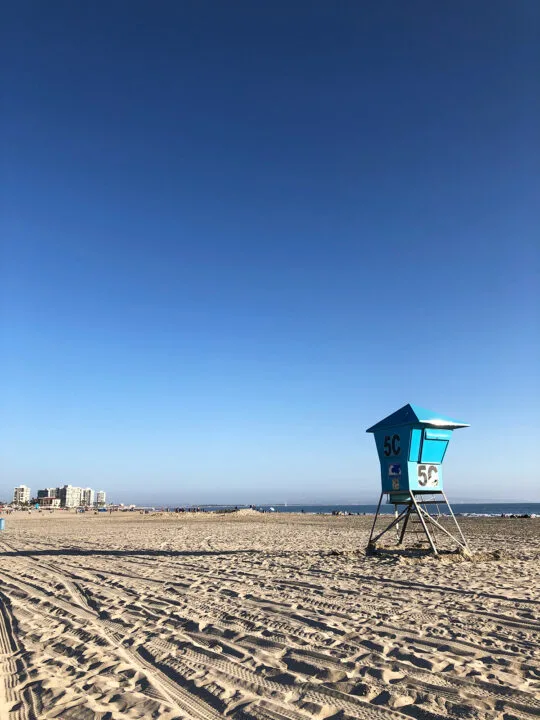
[420,437,449,463]
[366,404,468,433]
[409,428,422,462]
[367,404,468,494]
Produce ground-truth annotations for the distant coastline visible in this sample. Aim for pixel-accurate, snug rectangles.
[123,502,540,517]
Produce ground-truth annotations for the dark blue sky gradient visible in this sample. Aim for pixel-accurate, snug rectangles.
[1,2,539,503]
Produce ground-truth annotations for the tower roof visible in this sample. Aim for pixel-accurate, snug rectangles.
[366,404,469,433]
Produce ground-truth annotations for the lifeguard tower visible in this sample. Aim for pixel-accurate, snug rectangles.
[366,404,470,555]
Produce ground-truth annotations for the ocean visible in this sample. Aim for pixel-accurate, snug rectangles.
[164,503,540,517]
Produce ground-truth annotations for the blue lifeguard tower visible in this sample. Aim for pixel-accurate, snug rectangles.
[366,404,470,555]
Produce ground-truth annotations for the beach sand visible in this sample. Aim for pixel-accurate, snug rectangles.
[0,511,538,719]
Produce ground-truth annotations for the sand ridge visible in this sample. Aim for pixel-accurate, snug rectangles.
[0,512,538,719]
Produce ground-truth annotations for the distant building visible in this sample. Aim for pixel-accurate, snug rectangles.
[59,485,83,508]
[33,485,105,509]
[81,488,94,506]
[13,485,31,504]
[37,488,57,499]
[38,497,61,508]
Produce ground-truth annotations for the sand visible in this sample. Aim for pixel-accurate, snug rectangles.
[0,511,538,720]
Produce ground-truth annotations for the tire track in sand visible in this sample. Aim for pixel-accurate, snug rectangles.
[0,589,38,720]
[0,550,225,720]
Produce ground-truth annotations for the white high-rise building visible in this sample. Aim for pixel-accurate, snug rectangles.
[96,490,106,506]
[60,485,83,508]
[81,488,95,506]
[13,485,31,504]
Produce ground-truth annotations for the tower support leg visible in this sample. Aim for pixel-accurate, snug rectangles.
[397,504,412,544]
[367,492,384,548]
[369,504,411,546]
[441,490,470,554]
[414,503,467,549]
[410,493,438,554]
[367,491,470,556]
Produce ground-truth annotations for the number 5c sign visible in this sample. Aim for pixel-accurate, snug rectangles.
[418,464,439,487]
[383,434,400,457]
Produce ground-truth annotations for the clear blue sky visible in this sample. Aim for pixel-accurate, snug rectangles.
[1,2,539,504]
